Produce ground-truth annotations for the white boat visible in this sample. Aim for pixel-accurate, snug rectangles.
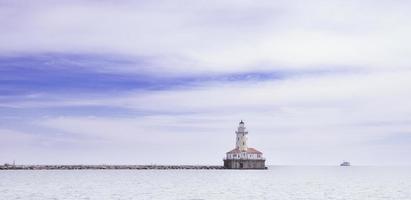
[340,161,351,166]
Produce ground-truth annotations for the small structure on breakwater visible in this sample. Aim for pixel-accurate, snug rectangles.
[223,121,266,169]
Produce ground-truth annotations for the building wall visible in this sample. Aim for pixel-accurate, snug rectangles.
[223,159,266,169]
[226,153,262,159]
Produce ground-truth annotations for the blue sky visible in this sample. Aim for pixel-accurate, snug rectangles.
[1,0,411,165]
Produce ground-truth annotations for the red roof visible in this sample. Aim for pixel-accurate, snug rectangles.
[226,147,262,154]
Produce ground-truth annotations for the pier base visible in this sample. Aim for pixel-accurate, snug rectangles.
[223,159,266,169]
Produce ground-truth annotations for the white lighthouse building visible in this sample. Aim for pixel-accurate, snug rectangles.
[236,120,248,151]
[224,121,266,169]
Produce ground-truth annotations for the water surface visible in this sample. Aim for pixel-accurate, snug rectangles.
[1,166,410,200]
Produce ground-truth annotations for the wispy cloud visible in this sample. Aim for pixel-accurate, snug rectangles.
[2,0,411,74]
[1,0,411,165]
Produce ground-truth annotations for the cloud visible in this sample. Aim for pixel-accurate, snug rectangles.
[3,68,407,165]
[1,0,411,75]
[2,0,411,165]
[7,68,409,114]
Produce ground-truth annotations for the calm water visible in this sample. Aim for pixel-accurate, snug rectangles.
[1,166,410,200]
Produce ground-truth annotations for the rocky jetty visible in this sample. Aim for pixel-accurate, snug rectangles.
[0,164,224,170]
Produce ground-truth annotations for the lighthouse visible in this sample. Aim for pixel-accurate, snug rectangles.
[236,120,248,151]
[223,121,266,169]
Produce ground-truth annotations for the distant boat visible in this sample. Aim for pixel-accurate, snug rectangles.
[340,161,351,166]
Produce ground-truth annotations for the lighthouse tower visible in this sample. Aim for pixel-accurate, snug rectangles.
[223,121,266,169]
[236,120,248,151]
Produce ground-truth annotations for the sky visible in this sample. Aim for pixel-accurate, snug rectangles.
[1,0,411,165]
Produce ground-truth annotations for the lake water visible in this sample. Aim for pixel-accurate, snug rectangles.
[1,166,410,200]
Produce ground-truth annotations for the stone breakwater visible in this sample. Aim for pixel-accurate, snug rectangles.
[0,165,225,170]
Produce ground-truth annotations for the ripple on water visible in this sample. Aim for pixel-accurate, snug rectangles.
[0,167,411,200]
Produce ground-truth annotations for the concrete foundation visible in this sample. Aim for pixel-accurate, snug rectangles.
[223,159,266,169]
